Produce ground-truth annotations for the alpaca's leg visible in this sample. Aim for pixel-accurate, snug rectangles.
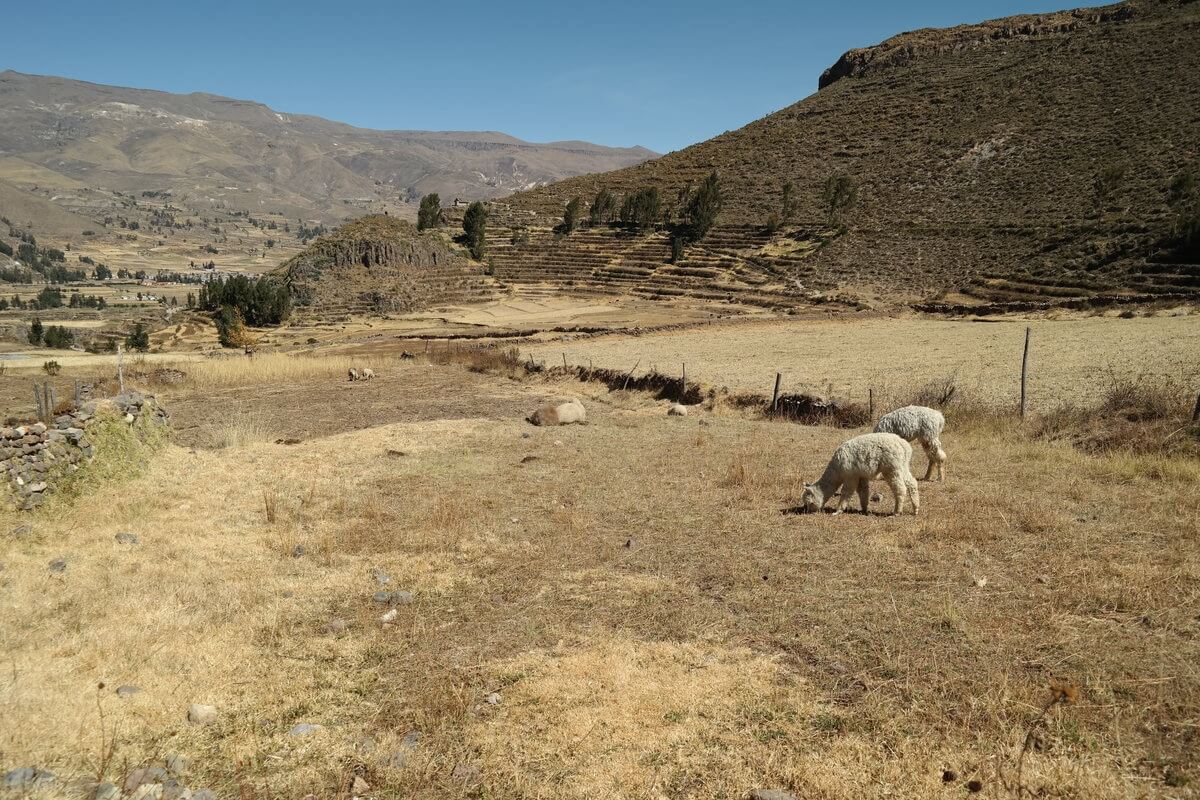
[833,480,854,515]
[921,440,936,481]
[905,473,920,515]
[856,478,871,514]
[886,473,906,515]
[931,439,947,482]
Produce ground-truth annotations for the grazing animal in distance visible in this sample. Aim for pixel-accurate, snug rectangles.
[361,368,376,380]
[874,405,947,481]
[400,351,416,360]
[801,432,919,516]
[527,399,587,426]
[667,403,688,416]
[348,368,360,382]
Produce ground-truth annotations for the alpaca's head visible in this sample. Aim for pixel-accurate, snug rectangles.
[801,483,825,512]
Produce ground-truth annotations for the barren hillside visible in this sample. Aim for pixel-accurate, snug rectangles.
[492,0,1200,308]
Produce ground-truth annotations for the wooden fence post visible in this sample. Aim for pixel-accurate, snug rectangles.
[1019,326,1031,419]
[562,352,568,370]
[622,359,641,391]
[43,383,53,419]
[34,383,44,422]
[117,343,126,394]
[771,372,782,412]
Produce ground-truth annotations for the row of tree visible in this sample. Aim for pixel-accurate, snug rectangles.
[196,274,292,327]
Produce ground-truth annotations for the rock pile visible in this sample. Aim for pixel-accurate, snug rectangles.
[1,391,168,511]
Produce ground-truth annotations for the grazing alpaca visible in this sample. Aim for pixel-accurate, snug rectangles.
[667,403,688,416]
[527,399,587,426]
[801,432,919,516]
[361,368,376,380]
[348,368,360,382]
[874,405,947,481]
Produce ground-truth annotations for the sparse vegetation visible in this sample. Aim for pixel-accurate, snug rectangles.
[126,322,151,352]
[589,188,617,225]
[821,174,857,224]
[1093,163,1126,214]
[684,171,722,240]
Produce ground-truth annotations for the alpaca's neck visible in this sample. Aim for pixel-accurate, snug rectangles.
[816,465,843,498]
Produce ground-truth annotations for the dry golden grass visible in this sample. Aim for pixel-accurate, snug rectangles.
[0,363,1197,798]
[526,313,1200,409]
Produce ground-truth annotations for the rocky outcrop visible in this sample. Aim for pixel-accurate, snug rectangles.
[277,215,496,317]
[2,391,168,511]
[818,1,1137,88]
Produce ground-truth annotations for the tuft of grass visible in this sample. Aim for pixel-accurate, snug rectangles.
[46,409,167,507]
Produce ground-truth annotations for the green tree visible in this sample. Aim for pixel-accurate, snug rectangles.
[589,189,617,225]
[822,175,858,225]
[27,317,43,346]
[94,263,112,280]
[462,201,487,259]
[684,172,722,240]
[670,236,685,264]
[619,187,662,229]
[562,197,583,233]
[126,322,150,352]
[417,193,442,231]
[42,326,74,349]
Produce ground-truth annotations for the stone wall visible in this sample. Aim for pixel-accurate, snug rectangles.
[1,391,168,511]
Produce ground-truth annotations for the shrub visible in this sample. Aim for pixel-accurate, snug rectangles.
[27,317,43,345]
[765,213,781,234]
[670,236,685,264]
[822,175,857,224]
[619,188,662,229]
[781,181,798,223]
[42,360,61,376]
[684,171,722,240]
[42,325,75,349]
[126,322,150,352]
[215,306,257,349]
[417,193,441,231]
[589,189,617,225]
[562,197,583,233]
[462,201,487,259]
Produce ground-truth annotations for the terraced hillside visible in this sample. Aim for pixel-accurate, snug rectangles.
[492,0,1200,308]
[276,216,496,320]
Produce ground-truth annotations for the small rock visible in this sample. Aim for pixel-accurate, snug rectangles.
[350,775,370,794]
[942,769,958,783]
[165,753,189,777]
[391,590,414,605]
[328,618,348,635]
[3,767,55,788]
[553,439,564,446]
[698,418,711,426]
[187,703,218,725]
[1036,575,1051,584]
[291,545,306,558]
[370,568,391,585]
[49,558,67,573]
[623,537,637,549]
[973,575,988,588]
[484,692,502,705]
[750,791,797,800]
[288,722,323,737]
[9,524,32,537]
[510,517,520,524]
[161,779,190,800]
[28,481,47,493]
[667,403,688,416]
[520,432,532,439]
[381,609,398,624]
[116,685,142,698]
[124,766,168,792]
[94,782,121,800]
[115,532,140,545]
[372,591,393,604]
[191,790,216,800]
[129,784,164,800]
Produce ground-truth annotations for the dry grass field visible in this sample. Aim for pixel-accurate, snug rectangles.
[526,313,1200,410]
[1,352,1197,799]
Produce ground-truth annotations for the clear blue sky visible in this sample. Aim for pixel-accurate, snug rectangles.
[4,0,1068,154]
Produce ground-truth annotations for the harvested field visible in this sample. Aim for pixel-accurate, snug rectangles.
[526,313,1200,409]
[1,360,1197,798]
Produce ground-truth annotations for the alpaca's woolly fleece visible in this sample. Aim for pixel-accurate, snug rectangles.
[802,432,920,516]
[874,405,947,480]
[527,399,587,426]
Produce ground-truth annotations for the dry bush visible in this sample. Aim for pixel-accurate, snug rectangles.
[427,344,524,375]
[908,371,961,408]
[212,416,269,448]
[172,353,386,388]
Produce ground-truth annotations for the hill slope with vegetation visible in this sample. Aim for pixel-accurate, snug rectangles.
[276,215,495,318]
[491,0,1200,308]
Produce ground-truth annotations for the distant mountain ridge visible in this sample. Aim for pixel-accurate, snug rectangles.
[0,70,655,223]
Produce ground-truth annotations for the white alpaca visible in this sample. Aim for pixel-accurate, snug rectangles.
[348,368,360,382]
[527,399,587,426]
[361,368,376,380]
[874,405,947,481]
[667,403,688,416]
[801,432,920,516]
